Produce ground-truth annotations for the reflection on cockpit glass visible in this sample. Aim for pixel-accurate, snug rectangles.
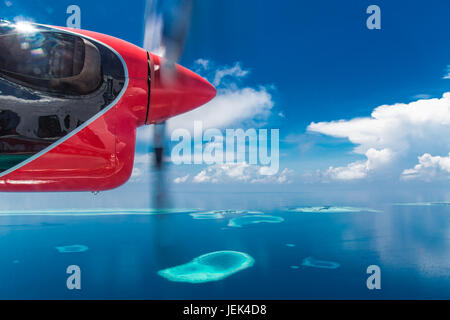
[0,20,125,172]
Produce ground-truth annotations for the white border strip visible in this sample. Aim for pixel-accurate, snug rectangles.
[0,25,130,178]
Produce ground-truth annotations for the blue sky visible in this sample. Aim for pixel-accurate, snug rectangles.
[1,0,450,207]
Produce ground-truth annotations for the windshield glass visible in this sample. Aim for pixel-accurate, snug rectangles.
[0,21,101,95]
[0,31,85,79]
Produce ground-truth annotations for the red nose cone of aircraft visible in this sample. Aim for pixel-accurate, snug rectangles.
[147,53,216,124]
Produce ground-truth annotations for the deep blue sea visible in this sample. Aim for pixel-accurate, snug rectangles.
[0,192,449,300]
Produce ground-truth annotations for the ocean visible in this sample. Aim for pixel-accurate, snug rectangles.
[0,192,449,300]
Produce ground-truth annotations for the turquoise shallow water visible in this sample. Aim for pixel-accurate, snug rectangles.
[0,198,449,299]
[158,251,255,283]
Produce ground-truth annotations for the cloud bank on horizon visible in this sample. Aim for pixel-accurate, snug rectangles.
[135,59,450,186]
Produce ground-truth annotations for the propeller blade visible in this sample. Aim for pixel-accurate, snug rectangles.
[143,0,164,55]
[153,121,166,170]
[143,0,194,211]
[150,121,168,212]
[143,0,194,174]
[161,0,193,64]
[144,0,193,62]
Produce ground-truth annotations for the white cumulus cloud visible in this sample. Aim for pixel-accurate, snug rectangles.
[166,87,273,135]
[402,153,450,181]
[173,174,190,184]
[443,65,450,79]
[308,93,450,181]
[212,62,249,87]
[324,148,393,181]
[130,167,143,183]
[192,162,293,184]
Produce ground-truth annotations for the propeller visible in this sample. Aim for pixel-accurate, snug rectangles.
[143,0,193,208]
[142,0,194,275]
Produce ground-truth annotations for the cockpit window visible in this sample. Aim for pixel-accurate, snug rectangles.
[0,25,102,95]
